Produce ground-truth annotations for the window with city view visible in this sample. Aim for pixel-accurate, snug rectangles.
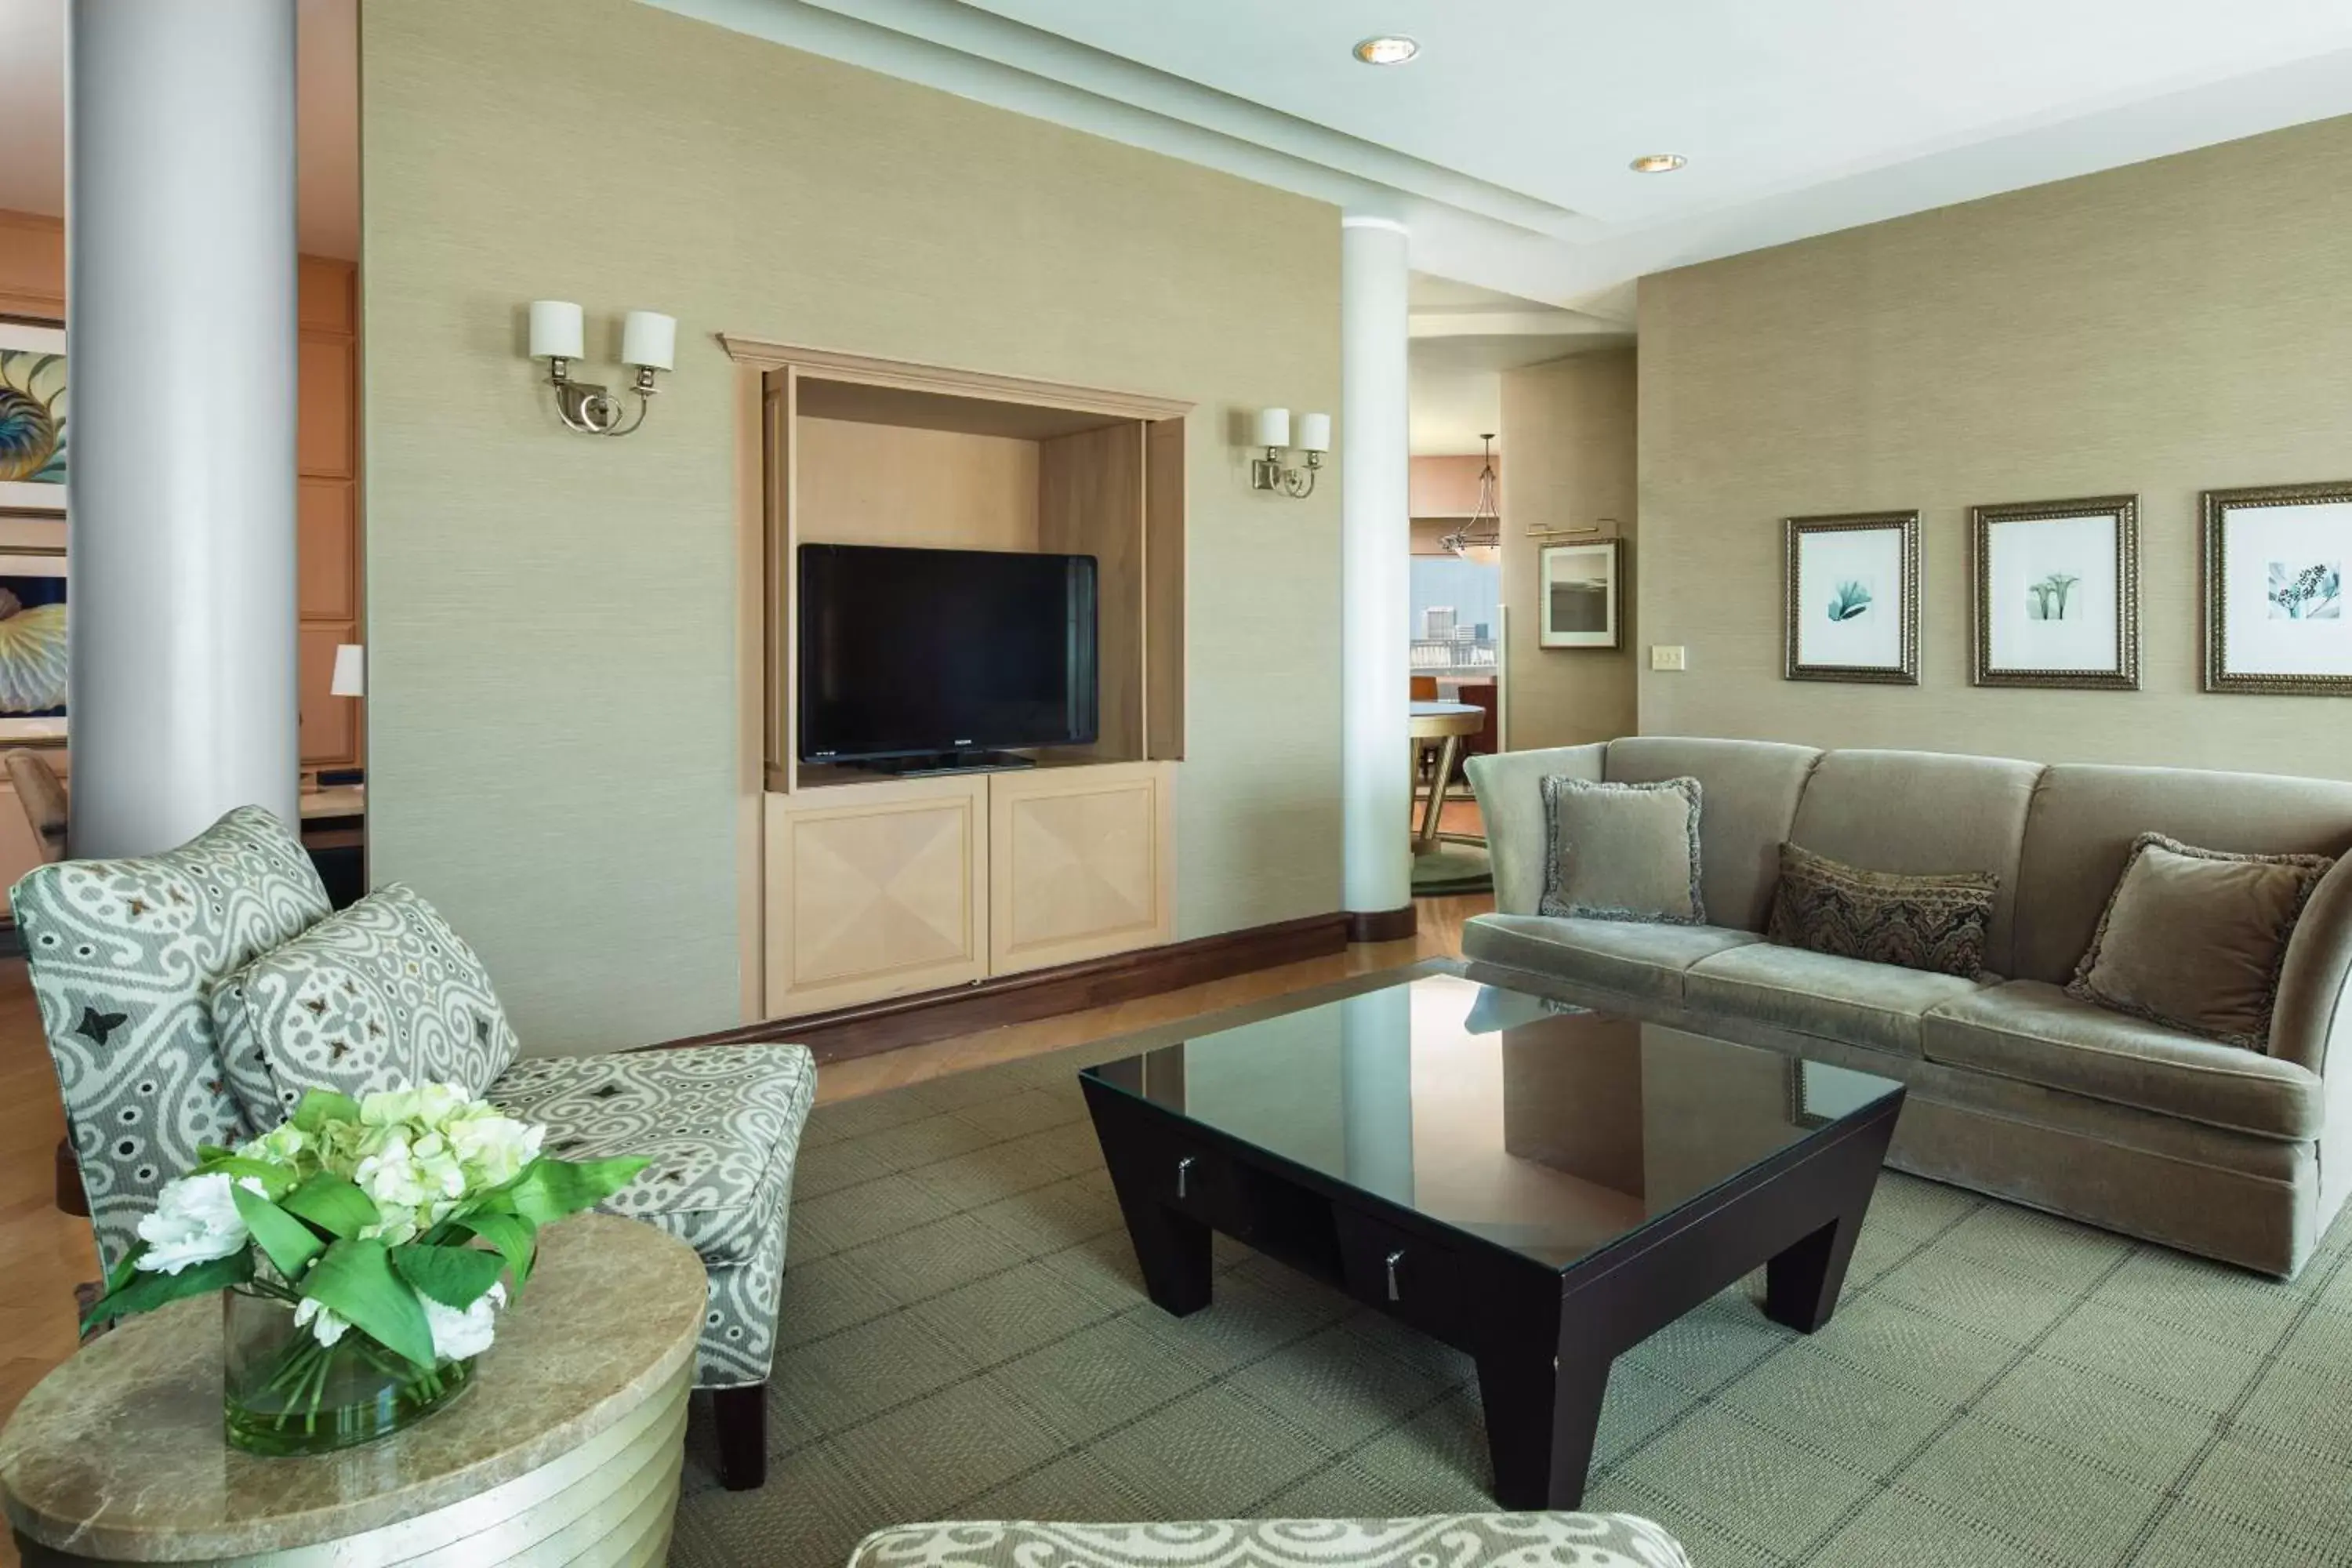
[1410,554,1501,687]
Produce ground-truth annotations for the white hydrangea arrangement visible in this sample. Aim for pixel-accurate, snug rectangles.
[85,1082,645,1383]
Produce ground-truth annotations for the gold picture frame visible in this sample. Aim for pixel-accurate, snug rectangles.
[1969,495,2139,690]
[1783,511,1918,684]
[2203,480,2352,696]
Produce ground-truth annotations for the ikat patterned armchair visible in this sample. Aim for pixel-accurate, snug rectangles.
[845,1514,1692,1568]
[14,805,812,1490]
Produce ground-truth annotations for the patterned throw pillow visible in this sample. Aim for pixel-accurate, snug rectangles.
[1538,775,1705,924]
[2068,833,2333,1051]
[211,883,521,1123]
[11,805,333,1269]
[1766,842,1998,978]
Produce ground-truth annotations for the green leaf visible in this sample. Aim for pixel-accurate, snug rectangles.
[279,1172,380,1240]
[232,1183,326,1280]
[81,1248,253,1335]
[102,1243,147,1298]
[194,1155,297,1198]
[196,1143,237,1163]
[447,1210,537,1297]
[300,1238,436,1370]
[391,1243,507,1310]
[292,1089,361,1134]
[504,1156,650,1226]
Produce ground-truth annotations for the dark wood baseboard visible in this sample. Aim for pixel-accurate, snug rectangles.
[646,911,1348,1066]
[1345,906,1418,943]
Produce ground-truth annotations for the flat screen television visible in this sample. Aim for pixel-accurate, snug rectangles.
[798,543,1098,769]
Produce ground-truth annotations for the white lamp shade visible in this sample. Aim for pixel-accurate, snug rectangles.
[1254,408,1291,448]
[622,310,677,371]
[1298,412,1331,453]
[330,643,365,699]
[528,299,584,360]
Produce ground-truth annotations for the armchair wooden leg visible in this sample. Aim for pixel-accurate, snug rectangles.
[711,1384,768,1490]
[56,1137,89,1217]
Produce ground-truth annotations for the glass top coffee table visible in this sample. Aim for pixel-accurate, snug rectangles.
[1079,971,1905,1510]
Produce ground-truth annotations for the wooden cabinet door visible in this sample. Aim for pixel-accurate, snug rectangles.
[765,775,988,1014]
[298,336,354,478]
[299,479,356,619]
[988,761,1173,976]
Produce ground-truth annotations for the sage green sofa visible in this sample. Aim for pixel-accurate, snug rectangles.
[1463,738,2352,1279]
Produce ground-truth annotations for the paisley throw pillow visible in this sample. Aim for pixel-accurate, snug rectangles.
[211,882,521,1123]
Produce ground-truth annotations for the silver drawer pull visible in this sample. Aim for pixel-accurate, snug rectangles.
[1176,1156,1195,1200]
[1385,1247,1406,1301]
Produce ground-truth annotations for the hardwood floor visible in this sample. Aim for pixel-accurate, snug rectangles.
[0,890,1490,1551]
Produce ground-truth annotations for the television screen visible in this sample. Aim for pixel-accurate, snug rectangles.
[798,544,1098,764]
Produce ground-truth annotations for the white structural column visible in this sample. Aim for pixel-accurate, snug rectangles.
[68,0,300,858]
[1339,216,1413,925]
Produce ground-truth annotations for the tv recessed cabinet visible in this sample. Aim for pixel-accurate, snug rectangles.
[728,339,1190,1018]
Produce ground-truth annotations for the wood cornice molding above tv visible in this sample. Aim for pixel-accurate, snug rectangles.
[716,334,1192,423]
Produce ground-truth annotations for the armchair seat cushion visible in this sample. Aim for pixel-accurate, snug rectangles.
[1922,979,2322,1140]
[1684,942,1993,1057]
[490,1043,815,1268]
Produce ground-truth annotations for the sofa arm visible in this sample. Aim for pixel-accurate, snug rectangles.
[2274,854,2352,1075]
[1465,743,1606,915]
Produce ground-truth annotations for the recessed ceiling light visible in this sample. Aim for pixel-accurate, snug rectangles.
[1629,153,1687,174]
[1353,35,1420,66]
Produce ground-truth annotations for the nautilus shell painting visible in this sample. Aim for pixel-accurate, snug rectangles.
[0,320,67,514]
[0,563,67,743]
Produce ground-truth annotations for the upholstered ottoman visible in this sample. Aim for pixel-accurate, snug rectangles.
[844,1515,1692,1568]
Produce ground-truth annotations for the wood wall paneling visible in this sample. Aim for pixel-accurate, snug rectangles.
[299,623,360,765]
[1145,416,1187,760]
[989,760,1173,975]
[298,481,358,618]
[793,416,1042,551]
[1038,422,1146,761]
[296,257,363,774]
[764,776,989,1012]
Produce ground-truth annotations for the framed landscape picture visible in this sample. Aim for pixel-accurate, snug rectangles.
[1784,511,1918,684]
[1970,495,2139,689]
[1538,539,1622,649]
[2204,480,2352,695]
[0,546,67,746]
[0,318,67,517]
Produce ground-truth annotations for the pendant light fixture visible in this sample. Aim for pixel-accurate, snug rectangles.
[1441,434,1502,565]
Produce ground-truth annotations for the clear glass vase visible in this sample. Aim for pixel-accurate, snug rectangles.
[222,1287,474,1456]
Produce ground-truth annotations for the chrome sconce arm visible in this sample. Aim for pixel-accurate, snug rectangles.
[1250,447,1323,499]
[546,358,662,438]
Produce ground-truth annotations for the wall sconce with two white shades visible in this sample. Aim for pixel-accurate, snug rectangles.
[526,300,677,437]
[1249,408,1331,499]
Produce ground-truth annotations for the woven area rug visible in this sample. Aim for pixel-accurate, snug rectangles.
[668,968,2352,1568]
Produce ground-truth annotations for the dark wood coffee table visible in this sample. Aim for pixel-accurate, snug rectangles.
[1080,972,1904,1509]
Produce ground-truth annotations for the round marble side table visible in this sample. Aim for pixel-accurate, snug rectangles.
[0,1214,704,1567]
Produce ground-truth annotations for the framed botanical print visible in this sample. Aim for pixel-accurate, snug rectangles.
[0,318,67,517]
[2204,480,2352,695]
[0,545,66,746]
[1969,495,2139,689]
[1783,511,1918,684]
[1538,538,1622,649]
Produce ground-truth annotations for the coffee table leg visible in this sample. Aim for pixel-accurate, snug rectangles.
[1101,1158,1214,1316]
[1765,1205,1866,1334]
[1475,1345,1610,1509]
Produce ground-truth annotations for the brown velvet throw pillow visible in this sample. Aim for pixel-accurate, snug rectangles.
[2068,833,2333,1051]
[1766,842,1999,978]
[1537,775,1704,925]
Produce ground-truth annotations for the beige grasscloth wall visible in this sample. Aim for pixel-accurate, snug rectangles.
[1639,114,2352,775]
[1500,349,1639,752]
[361,0,1341,1053]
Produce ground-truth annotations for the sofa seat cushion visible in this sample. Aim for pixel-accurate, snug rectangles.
[212,883,521,1124]
[1684,942,1992,1057]
[1922,980,2321,1140]
[491,1042,816,1266]
[1461,913,1762,1004]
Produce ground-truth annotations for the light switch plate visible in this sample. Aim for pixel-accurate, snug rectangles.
[1651,645,1688,672]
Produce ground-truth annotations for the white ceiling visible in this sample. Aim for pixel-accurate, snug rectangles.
[1406,275,1626,456]
[659,0,2352,318]
[0,0,359,260]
